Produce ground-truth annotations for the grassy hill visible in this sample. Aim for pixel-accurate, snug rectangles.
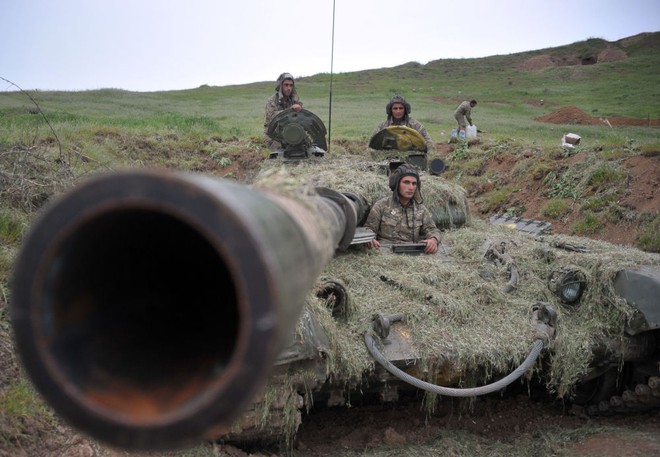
[2,32,659,145]
[0,30,659,457]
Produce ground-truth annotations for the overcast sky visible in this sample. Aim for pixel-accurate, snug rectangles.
[2,0,659,92]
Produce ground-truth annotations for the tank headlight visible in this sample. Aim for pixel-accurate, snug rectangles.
[317,279,349,321]
[559,280,583,302]
[548,268,587,304]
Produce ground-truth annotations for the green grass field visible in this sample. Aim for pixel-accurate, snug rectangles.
[2,33,659,152]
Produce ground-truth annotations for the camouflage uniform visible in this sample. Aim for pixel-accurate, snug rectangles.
[364,164,441,245]
[371,117,436,153]
[454,100,473,130]
[365,195,441,245]
[264,73,302,149]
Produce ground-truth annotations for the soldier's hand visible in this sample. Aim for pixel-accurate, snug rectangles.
[368,239,381,249]
[422,238,438,254]
[293,104,302,112]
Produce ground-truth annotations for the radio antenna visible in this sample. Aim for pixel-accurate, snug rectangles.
[327,0,336,152]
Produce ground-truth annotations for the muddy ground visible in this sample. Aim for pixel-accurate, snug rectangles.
[46,393,660,457]
[290,396,660,457]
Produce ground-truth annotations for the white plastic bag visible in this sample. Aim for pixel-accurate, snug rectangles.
[466,125,477,138]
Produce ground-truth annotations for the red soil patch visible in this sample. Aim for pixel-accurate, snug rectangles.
[620,154,660,214]
[518,53,587,71]
[535,106,660,127]
[484,152,660,247]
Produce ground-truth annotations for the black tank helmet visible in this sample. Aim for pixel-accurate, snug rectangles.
[388,163,423,203]
[386,95,412,118]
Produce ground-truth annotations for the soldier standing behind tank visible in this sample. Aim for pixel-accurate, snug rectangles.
[364,164,441,254]
[371,95,436,153]
[454,99,477,133]
[264,72,303,150]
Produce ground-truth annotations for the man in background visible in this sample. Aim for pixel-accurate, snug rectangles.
[454,99,477,133]
[264,72,303,150]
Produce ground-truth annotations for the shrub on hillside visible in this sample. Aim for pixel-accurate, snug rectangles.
[636,213,660,252]
[541,199,570,219]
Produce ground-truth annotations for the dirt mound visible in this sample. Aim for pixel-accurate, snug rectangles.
[519,49,627,71]
[598,47,628,62]
[535,106,660,127]
[518,53,592,71]
[619,155,660,214]
[535,106,601,125]
[518,54,555,71]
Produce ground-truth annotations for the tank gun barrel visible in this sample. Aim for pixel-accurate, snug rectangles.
[10,170,356,450]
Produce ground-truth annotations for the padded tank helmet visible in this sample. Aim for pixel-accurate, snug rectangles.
[275,72,295,92]
[388,163,423,203]
[386,95,412,117]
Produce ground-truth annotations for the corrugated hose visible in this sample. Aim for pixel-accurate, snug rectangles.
[364,334,544,397]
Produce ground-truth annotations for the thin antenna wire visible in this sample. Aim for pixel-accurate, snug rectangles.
[1,76,64,162]
[328,0,336,152]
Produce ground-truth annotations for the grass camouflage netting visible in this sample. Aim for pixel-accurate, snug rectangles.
[314,226,658,394]
[254,156,471,230]
[251,156,660,415]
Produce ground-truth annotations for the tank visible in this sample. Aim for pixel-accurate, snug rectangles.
[10,110,660,451]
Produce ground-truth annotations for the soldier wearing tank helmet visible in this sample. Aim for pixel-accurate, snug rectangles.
[364,164,441,254]
[264,72,303,150]
[371,95,436,153]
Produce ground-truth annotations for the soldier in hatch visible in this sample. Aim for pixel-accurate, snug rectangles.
[364,164,441,254]
[371,95,435,153]
[264,72,303,150]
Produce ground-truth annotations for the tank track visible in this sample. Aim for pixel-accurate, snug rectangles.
[586,376,660,416]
